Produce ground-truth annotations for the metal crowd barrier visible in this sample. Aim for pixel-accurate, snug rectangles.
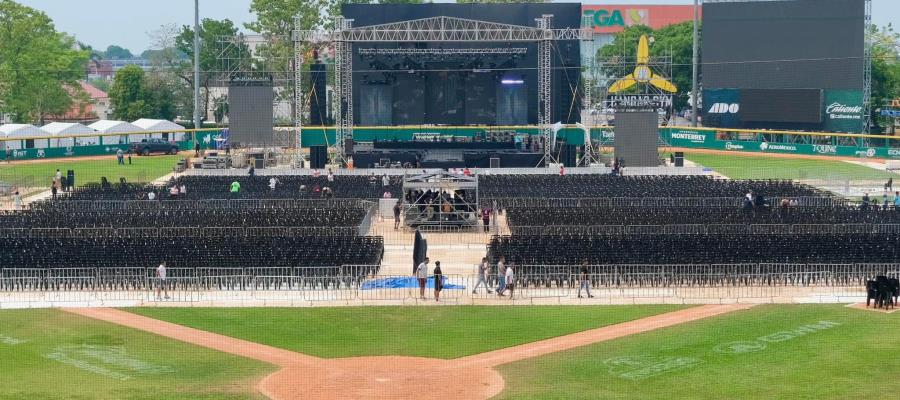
[2,265,897,303]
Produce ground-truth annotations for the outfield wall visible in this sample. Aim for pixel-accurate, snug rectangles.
[0,128,224,161]
[3,125,899,161]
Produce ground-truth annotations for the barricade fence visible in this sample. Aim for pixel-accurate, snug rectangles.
[2,265,896,304]
[501,223,900,236]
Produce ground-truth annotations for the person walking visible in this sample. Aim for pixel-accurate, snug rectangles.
[481,207,491,233]
[50,179,58,199]
[116,149,124,165]
[194,141,202,157]
[13,190,22,210]
[156,261,169,300]
[416,257,430,300]
[472,257,493,295]
[393,201,402,230]
[577,260,594,298]
[504,263,515,299]
[496,256,507,297]
[433,261,443,302]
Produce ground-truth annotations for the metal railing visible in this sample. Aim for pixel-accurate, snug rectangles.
[2,265,896,305]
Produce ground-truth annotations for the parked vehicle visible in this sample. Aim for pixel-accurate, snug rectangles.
[129,138,179,156]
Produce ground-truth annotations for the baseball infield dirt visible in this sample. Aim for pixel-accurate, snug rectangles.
[66,304,752,399]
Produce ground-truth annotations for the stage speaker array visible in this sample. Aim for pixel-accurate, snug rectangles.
[309,64,328,126]
[674,152,685,167]
[310,145,327,169]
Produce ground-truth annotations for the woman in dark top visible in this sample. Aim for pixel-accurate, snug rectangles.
[433,261,443,302]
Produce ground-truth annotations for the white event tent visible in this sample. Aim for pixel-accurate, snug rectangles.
[42,122,98,147]
[132,119,186,141]
[0,124,49,150]
[87,120,144,145]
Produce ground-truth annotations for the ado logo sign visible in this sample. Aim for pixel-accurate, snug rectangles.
[708,103,739,114]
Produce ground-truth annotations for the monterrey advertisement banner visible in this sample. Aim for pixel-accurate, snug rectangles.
[822,90,864,133]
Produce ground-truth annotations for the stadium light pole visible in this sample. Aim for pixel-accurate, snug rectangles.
[193,0,201,135]
[691,0,700,127]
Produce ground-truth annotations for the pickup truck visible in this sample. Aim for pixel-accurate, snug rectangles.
[129,138,180,156]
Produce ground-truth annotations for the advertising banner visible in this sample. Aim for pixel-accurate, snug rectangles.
[581,5,697,33]
[823,90,864,133]
[667,129,711,146]
[702,89,742,128]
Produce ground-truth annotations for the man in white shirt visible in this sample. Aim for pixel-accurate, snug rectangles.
[382,174,390,187]
[269,177,278,191]
[156,262,169,300]
[504,263,515,299]
[147,191,156,201]
[416,257,430,300]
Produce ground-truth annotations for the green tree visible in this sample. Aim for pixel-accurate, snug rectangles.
[869,24,900,132]
[0,0,89,123]
[109,65,153,120]
[597,22,697,111]
[104,45,134,60]
[455,0,542,3]
[175,18,248,123]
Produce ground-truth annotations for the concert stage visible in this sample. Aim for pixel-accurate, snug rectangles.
[353,138,544,169]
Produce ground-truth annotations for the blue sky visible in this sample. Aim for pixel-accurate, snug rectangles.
[20,0,900,54]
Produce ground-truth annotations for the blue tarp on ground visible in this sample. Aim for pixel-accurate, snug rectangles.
[360,276,466,290]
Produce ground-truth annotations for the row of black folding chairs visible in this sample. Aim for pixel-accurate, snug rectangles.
[478,175,826,199]
[0,207,368,229]
[504,206,900,227]
[58,175,402,201]
[488,233,900,265]
[0,226,362,239]
[32,198,368,211]
[0,235,385,271]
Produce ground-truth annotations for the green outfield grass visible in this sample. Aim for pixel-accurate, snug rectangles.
[0,155,182,188]
[128,305,686,359]
[0,309,273,400]
[681,152,897,180]
[497,304,900,400]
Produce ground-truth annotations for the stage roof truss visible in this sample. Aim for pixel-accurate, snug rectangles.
[294,16,591,43]
[357,47,527,56]
[294,14,592,164]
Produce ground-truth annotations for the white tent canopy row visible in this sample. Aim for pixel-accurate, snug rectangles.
[0,120,188,150]
[0,124,49,150]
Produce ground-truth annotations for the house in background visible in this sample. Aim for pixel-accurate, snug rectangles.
[44,81,110,124]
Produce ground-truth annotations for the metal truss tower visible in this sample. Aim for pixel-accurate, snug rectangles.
[862,0,873,134]
[536,14,554,164]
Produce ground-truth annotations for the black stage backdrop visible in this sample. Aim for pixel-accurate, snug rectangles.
[344,3,581,126]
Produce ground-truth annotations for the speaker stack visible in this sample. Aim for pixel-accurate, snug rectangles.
[309,63,328,125]
[310,146,327,169]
